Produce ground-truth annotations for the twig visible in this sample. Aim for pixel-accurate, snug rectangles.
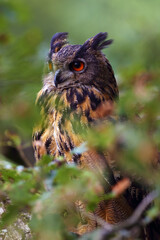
[118,190,159,228]
[16,145,33,167]
[99,190,159,237]
[83,211,113,231]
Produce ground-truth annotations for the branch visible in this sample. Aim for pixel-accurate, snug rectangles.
[119,190,159,228]
[16,145,33,167]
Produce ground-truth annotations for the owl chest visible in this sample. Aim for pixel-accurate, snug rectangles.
[51,87,110,162]
[52,109,82,162]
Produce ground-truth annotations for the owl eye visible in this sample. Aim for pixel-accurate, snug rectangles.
[70,60,85,72]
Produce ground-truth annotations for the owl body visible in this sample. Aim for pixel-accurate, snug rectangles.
[33,32,118,166]
[33,32,132,232]
[35,85,115,164]
[33,33,159,238]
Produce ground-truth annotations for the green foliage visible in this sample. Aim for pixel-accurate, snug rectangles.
[0,0,160,239]
[0,153,104,239]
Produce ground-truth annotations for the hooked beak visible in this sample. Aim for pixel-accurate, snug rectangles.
[54,69,62,87]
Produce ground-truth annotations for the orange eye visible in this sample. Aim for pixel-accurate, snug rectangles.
[70,60,85,72]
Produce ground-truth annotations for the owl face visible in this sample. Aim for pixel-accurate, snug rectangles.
[51,44,99,89]
[47,32,118,99]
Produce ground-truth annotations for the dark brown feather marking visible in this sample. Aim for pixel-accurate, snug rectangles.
[82,87,88,98]
[37,151,40,160]
[66,88,74,103]
[58,122,64,134]
[106,84,118,100]
[63,142,70,152]
[107,62,114,73]
[45,137,52,154]
[58,150,63,156]
[34,131,43,141]
[88,91,101,111]
[59,134,63,143]
[66,132,74,150]
[75,90,86,104]
[85,109,93,122]
[70,102,77,110]
[72,154,81,165]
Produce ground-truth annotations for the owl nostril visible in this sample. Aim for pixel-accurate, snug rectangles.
[54,69,61,87]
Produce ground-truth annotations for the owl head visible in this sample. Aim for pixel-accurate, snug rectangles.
[46,32,118,100]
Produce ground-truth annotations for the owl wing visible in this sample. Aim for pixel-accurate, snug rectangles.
[32,125,57,162]
[32,84,57,162]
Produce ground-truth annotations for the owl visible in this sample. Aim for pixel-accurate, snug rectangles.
[33,32,119,163]
[33,32,160,238]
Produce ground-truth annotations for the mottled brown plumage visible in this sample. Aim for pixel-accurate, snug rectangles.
[33,32,118,163]
[33,32,159,238]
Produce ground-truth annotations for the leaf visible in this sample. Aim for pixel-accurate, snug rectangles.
[112,178,131,196]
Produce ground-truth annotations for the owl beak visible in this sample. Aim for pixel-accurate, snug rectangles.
[54,69,62,87]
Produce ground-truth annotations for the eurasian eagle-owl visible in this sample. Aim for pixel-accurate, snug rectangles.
[33,32,119,163]
[33,32,159,238]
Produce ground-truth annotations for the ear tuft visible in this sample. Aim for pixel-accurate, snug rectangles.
[77,32,113,55]
[91,32,113,50]
[49,32,68,57]
[50,32,68,50]
[97,39,113,50]
[48,32,68,70]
